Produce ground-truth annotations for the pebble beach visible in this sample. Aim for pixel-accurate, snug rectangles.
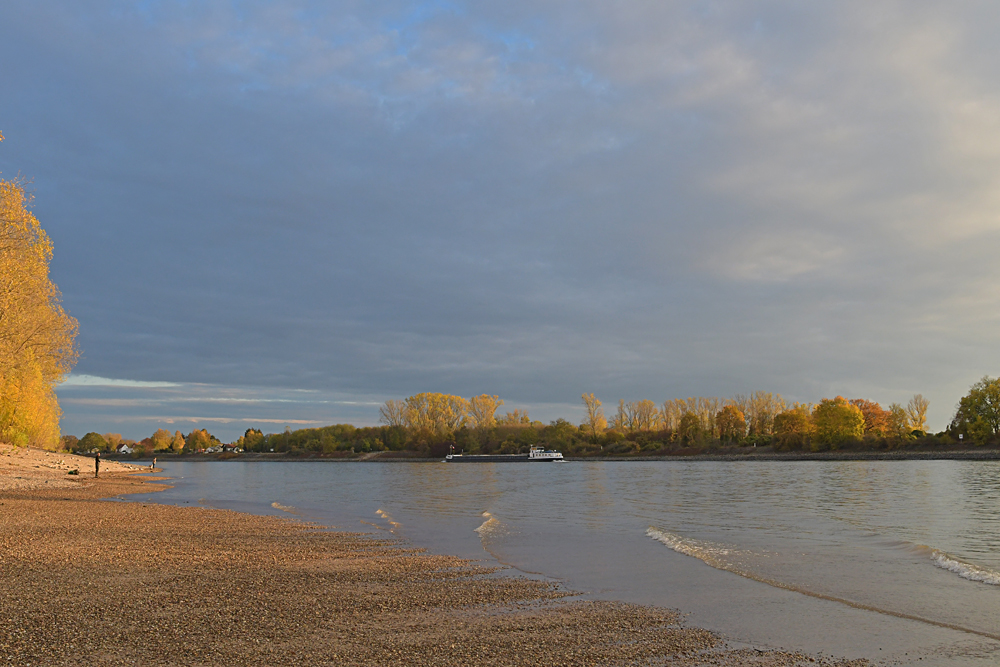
[0,447,872,666]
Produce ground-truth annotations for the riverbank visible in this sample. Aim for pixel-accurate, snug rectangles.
[1,448,872,665]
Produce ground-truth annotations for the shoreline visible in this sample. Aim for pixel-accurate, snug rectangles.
[102,448,1000,463]
[1,447,872,665]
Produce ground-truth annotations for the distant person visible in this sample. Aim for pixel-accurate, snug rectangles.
[94,451,100,478]
[151,457,156,471]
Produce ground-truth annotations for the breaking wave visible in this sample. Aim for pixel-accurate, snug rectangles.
[645,528,747,568]
[475,512,505,540]
[907,545,1000,586]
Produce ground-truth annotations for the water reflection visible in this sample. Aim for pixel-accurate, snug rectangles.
[133,459,1000,665]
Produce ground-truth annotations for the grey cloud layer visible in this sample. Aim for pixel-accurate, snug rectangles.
[4,1,1000,438]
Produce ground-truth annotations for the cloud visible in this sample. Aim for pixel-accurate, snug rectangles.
[5,1,1000,436]
[61,375,181,388]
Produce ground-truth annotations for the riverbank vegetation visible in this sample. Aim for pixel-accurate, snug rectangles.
[62,379,1000,459]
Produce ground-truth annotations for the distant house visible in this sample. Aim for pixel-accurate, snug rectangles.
[205,446,223,453]
[116,443,133,455]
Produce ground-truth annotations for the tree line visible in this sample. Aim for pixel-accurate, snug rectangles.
[54,377,1000,457]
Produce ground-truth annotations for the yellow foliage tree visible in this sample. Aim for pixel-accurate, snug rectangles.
[581,393,607,440]
[468,394,504,429]
[811,397,864,450]
[773,404,813,450]
[0,137,78,448]
[404,393,469,433]
[716,405,746,442]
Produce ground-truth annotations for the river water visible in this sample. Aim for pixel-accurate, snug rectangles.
[128,460,1000,665]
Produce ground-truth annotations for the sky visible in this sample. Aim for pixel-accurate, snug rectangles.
[2,1,1000,441]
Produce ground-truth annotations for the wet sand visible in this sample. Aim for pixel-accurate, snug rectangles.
[0,447,872,666]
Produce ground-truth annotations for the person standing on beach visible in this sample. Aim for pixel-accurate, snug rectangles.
[151,457,156,471]
[94,451,100,478]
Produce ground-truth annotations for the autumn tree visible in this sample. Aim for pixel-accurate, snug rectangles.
[150,428,172,451]
[734,392,786,437]
[659,400,685,432]
[581,393,607,440]
[716,405,746,442]
[497,408,530,426]
[773,405,813,450]
[887,403,909,438]
[611,399,628,433]
[239,428,264,451]
[678,412,702,443]
[811,397,864,450]
[0,144,79,447]
[468,394,504,429]
[849,399,890,437]
[403,393,469,433]
[632,399,659,431]
[378,399,407,427]
[906,394,930,433]
[185,429,212,452]
[171,430,185,453]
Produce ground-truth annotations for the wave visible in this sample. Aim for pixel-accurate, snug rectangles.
[475,514,505,540]
[375,509,402,530]
[646,526,1000,641]
[270,501,299,515]
[907,545,1000,586]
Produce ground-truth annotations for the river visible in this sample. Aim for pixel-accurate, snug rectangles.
[127,459,1000,665]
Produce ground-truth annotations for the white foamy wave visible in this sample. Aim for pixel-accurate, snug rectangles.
[646,527,747,570]
[930,550,1000,586]
[475,516,505,540]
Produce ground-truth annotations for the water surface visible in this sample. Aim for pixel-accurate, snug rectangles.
[129,460,1000,665]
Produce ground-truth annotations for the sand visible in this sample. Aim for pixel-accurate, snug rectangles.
[0,448,873,666]
[0,446,147,491]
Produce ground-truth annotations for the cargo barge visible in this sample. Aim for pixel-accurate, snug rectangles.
[445,445,564,462]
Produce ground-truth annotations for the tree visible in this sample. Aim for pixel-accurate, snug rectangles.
[951,378,1000,445]
[659,400,685,432]
[632,399,659,431]
[78,432,108,453]
[239,428,264,451]
[403,393,469,433]
[811,397,864,450]
[678,412,702,443]
[468,394,504,429]
[185,429,213,452]
[849,399,890,436]
[497,409,530,426]
[735,391,786,437]
[0,146,79,448]
[378,399,407,427]
[581,393,607,440]
[906,394,929,433]
[716,405,746,442]
[611,399,628,433]
[171,430,185,453]
[151,428,172,451]
[887,403,909,438]
[773,405,813,450]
